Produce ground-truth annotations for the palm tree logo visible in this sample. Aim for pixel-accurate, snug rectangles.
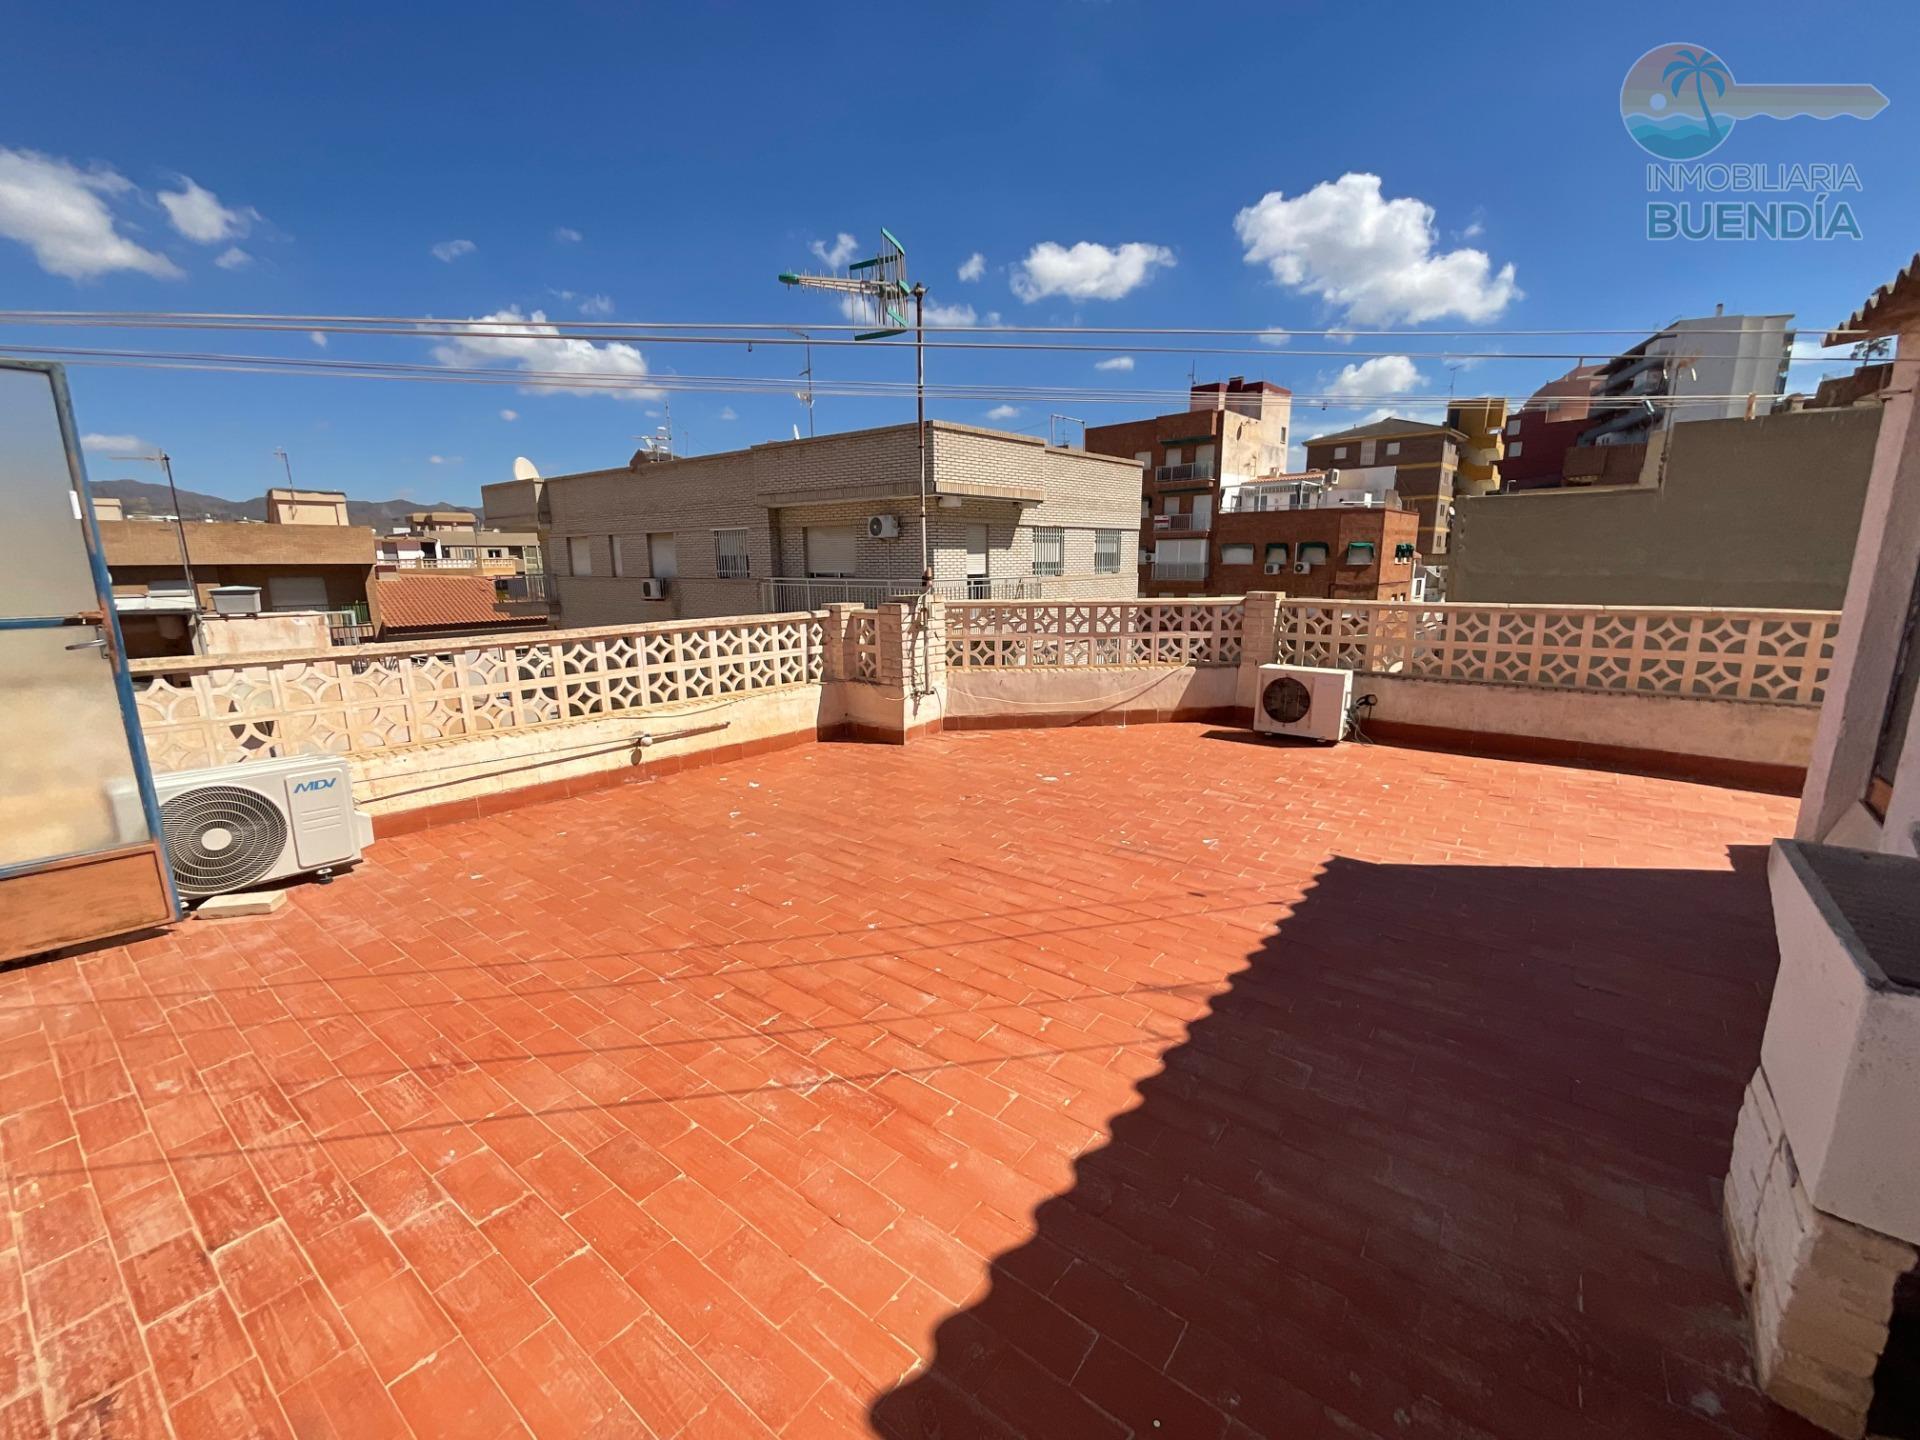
[1662,48,1731,146]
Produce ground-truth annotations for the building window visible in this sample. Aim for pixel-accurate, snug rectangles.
[1141,497,1151,518]
[1394,541,1415,562]
[1220,543,1254,566]
[1299,542,1329,569]
[1032,527,1065,577]
[1506,417,1522,436]
[1093,530,1123,574]
[1386,441,1400,457]
[266,575,329,611]
[1264,543,1289,574]
[648,533,677,580]
[1162,495,1179,515]
[805,525,858,578]
[1508,440,1524,458]
[567,536,592,576]
[1134,451,1151,468]
[1345,540,1375,566]
[714,528,750,578]
[611,536,626,578]
[1333,446,1348,460]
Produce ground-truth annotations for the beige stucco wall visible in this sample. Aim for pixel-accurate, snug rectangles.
[349,683,837,816]
[1450,408,1882,608]
[943,664,1240,722]
[1359,674,1818,769]
[196,611,333,655]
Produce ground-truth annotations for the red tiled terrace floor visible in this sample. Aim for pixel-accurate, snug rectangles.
[0,725,1823,1439]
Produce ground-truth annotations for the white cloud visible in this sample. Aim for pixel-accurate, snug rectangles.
[499,408,519,421]
[213,246,252,270]
[810,232,858,268]
[431,306,661,400]
[431,238,477,262]
[1011,241,1174,302]
[428,454,462,466]
[1258,329,1290,347]
[1094,355,1134,372]
[0,147,181,280]
[1462,220,1485,240]
[81,432,152,454]
[923,301,978,327]
[1324,354,1427,400]
[718,406,738,421]
[577,293,615,317]
[309,330,327,348]
[1234,173,1519,325]
[957,251,985,283]
[985,404,1021,420]
[553,226,583,243]
[157,175,257,245]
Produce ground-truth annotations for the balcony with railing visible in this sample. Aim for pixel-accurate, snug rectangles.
[1149,558,1210,583]
[1153,459,1216,484]
[7,590,1847,1440]
[1150,511,1212,533]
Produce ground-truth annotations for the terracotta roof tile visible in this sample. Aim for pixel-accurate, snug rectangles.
[375,573,531,633]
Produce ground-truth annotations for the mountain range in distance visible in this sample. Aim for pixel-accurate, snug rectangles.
[91,478,478,530]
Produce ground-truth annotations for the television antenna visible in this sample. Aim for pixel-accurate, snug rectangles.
[780,229,929,587]
[1048,414,1085,448]
[788,328,815,437]
[110,447,199,605]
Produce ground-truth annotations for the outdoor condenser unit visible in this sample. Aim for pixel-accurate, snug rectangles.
[150,755,372,898]
[867,514,901,540]
[1252,663,1352,744]
[640,578,667,600]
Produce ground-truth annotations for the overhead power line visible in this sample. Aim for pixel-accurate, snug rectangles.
[0,340,1850,411]
[0,309,1865,339]
[0,312,1870,368]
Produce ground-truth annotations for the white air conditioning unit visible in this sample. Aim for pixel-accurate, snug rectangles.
[151,756,372,898]
[868,514,900,540]
[1252,664,1352,743]
[640,577,667,600]
[1293,561,1313,575]
[1264,561,1285,575]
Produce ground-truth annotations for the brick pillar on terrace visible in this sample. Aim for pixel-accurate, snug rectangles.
[819,604,860,684]
[1236,590,1286,714]
[839,598,947,742]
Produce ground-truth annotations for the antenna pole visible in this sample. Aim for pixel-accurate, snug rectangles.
[914,283,929,588]
[158,451,199,605]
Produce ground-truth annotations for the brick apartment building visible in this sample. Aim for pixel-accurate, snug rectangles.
[1303,417,1463,556]
[543,421,1143,625]
[1214,481,1420,601]
[1083,376,1292,596]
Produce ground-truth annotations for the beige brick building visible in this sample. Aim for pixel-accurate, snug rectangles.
[544,422,1143,624]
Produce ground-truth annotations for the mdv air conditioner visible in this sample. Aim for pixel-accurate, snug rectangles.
[1252,663,1352,744]
[151,755,372,898]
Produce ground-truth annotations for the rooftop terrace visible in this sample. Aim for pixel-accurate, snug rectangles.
[0,722,1822,1438]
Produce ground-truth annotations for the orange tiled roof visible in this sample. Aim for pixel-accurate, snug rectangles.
[374,572,529,633]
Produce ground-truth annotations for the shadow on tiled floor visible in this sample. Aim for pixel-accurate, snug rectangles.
[871,845,1826,1439]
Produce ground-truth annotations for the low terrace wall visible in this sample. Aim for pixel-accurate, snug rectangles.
[127,595,1840,832]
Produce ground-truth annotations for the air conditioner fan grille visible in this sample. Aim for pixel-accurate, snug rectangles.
[1261,676,1313,725]
[160,785,288,897]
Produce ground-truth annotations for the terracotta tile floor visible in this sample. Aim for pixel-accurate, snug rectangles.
[0,726,1825,1439]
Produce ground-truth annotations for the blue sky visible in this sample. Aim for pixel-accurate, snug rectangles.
[2,1,1915,506]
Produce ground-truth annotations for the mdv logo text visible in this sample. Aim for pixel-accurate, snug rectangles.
[292,777,338,794]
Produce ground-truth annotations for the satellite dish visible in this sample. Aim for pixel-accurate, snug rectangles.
[512,457,541,480]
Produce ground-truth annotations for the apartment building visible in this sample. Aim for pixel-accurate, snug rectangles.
[1303,417,1464,556]
[100,514,379,657]
[1584,310,1792,447]
[1502,364,1605,490]
[1084,376,1292,596]
[1214,482,1419,600]
[544,421,1143,624]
